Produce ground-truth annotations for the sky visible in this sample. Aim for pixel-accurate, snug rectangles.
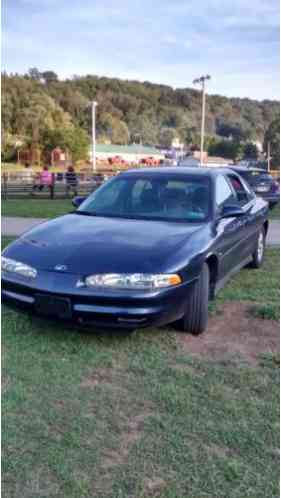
[2,0,280,101]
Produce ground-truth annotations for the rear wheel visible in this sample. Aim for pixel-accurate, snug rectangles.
[251,228,265,268]
[176,263,209,334]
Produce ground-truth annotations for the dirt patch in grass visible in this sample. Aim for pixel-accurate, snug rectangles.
[102,409,153,470]
[80,368,117,388]
[206,443,237,459]
[144,477,167,496]
[2,375,11,394]
[177,302,279,366]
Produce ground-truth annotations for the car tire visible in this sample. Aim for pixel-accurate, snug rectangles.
[251,228,265,269]
[176,263,209,334]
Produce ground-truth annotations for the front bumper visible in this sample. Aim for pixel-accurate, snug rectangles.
[2,271,194,329]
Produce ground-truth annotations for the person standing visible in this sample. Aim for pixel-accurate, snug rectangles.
[32,166,54,199]
[65,166,78,197]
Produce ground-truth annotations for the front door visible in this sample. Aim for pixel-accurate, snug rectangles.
[214,174,248,280]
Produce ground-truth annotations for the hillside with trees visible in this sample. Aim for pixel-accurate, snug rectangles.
[2,69,280,166]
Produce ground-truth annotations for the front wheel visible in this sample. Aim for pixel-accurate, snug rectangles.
[251,228,265,269]
[176,263,209,334]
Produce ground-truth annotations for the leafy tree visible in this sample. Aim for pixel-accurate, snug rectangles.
[42,126,89,162]
[2,72,279,157]
[243,143,258,160]
[159,127,178,148]
[1,136,17,162]
[65,127,90,162]
[127,113,158,145]
[41,71,58,84]
[264,117,280,168]
[216,120,252,141]
[111,119,130,145]
[28,67,42,80]
[208,139,243,161]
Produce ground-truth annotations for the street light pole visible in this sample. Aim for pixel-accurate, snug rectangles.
[193,75,211,166]
[92,101,98,172]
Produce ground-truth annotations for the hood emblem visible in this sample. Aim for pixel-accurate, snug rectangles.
[54,264,68,271]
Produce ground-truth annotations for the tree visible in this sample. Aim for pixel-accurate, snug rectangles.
[111,119,130,145]
[41,126,89,162]
[41,71,58,84]
[65,127,90,161]
[264,117,280,169]
[127,113,158,145]
[1,133,18,162]
[28,67,42,80]
[2,72,279,160]
[243,143,258,160]
[216,120,252,141]
[159,127,178,148]
[208,139,243,161]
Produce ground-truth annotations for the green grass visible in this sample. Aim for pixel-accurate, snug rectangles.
[2,242,279,498]
[249,303,279,321]
[215,247,280,318]
[269,202,280,220]
[2,199,72,218]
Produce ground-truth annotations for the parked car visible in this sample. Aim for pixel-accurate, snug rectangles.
[2,167,269,335]
[229,166,279,208]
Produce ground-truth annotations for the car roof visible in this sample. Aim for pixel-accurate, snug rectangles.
[120,166,235,177]
[228,165,268,173]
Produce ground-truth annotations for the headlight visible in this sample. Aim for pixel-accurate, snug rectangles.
[1,256,37,279]
[83,273,182,290]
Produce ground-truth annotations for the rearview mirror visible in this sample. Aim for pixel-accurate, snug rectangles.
[72,196,86,208]
[220,205,244,219]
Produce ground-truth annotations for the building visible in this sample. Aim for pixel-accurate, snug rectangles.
[18,146,41,165]
[179,152,232,167]
[89,144,165,164]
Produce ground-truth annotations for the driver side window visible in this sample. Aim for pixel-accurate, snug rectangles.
[216,175,236,208]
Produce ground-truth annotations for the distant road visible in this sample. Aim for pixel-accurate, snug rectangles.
[2,216,280,246]
[2,217,47,237]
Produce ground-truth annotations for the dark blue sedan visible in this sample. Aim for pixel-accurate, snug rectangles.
[2,167,269,334]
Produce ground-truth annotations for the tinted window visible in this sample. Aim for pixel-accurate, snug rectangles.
[216,175,235,207]
[78,174,211,222]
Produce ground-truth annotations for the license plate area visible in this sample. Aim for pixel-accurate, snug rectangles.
[256,185,270,193]
[35,294,72,319]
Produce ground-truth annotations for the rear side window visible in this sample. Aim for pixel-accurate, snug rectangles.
[215,175,235,207]
[227,174,253,206]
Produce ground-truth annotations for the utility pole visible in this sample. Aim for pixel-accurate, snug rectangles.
[92,101,98,172]
[193,75,211,166]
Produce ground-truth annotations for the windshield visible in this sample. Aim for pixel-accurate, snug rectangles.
[77,174,211,222]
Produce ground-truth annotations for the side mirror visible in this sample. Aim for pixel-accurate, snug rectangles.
[220,204,244,219]
[72,196,86,208]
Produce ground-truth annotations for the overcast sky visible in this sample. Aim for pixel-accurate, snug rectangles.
[2,0,280,100]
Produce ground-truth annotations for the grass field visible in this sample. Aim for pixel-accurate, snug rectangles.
[2,199,73,218]
[269,202,280,220]
[2,238,279,498]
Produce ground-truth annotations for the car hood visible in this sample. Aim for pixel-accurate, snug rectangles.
[5,214,209,275]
